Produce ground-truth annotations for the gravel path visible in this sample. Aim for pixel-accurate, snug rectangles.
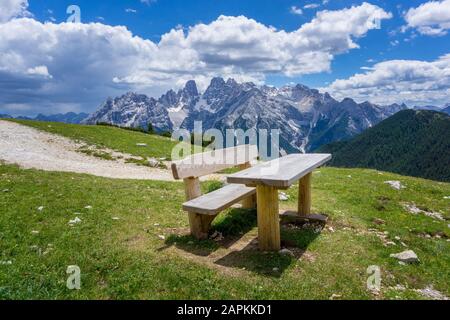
[0,120,175,181]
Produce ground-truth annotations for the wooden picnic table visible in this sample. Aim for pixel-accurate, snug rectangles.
[227,153,332,251]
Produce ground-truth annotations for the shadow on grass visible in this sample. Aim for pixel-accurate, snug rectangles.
[163,208,257,256]
[214,220,323,277]
[163,208,325,277]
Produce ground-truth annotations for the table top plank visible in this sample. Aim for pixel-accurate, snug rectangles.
[227,153,331,188]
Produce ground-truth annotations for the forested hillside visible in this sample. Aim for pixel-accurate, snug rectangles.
[318,110,450,182]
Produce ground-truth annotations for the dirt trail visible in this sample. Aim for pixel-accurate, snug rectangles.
[0,120,175,181]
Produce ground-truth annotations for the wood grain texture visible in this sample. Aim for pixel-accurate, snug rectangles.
[298,172,312,216]
[188,213,216,240]
[183,177,201,201]
[172,144,258,179]
[227,153,331,188]
[183,177,209,239]
[239,162,256,209]
[256,185,280,251]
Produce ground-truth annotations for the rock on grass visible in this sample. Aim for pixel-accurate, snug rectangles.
[384,180,405,190]
[414,286,449,300]
[68,217,82,225]
[390,250,419,264]
[403,203,444,221]
[279,248,295,257]
[278,192,289,201]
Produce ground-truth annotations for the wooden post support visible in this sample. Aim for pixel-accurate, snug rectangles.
[184,177,215,239]
[298,172,312,216]
[184,177,201,201]
[239,162,256,209]
[256,185,280,251]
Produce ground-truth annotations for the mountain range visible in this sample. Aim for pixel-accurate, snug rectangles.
[318,110,450,182]
[84,78,423,152]
[0,112,89,124]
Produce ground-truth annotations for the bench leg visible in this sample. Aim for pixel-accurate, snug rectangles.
[256,185,280,251]
[298,172,312,216]
[188,213,216,240]
[241,194,256,209]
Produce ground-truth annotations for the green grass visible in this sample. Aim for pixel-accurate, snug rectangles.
[1,163,448,300]
[8,119,179,160]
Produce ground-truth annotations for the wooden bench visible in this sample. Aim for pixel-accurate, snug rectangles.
[171,145,258,239]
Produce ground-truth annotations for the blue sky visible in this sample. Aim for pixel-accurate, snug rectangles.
[1,0,449,116]
[28,0,449,87]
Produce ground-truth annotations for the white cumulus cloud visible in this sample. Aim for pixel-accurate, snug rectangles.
[0,0,30,22]
[304,4,321,10]
[323,54,450,106]
[290,6,303,15]
[0,2,391,115]
[26,65,52,78]
[404,0,450,36]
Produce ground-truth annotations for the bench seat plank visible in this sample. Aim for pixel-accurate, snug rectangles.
[183,184,256,215]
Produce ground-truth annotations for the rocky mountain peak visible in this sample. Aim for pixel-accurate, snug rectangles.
[182,80,199,98]
[226,78,238,86]
[159,89,178,106]
[209,77,226,88]
[341,97,357,104]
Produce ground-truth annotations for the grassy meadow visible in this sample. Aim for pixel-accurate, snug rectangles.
[0,120,449,299]
[0,163,448,299]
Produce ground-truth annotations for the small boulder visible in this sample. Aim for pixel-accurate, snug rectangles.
[136,143,147,147]
[390,250,419,264]
[279,248,295,257]
[210,231,224,241]
[68,217,82,225]
[148,158,160,168]
[415,286,449,300]
[278,192,289,201]
[384,181,405,190]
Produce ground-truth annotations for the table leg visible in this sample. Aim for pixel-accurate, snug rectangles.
[256,185,280,251]
[298,172,312,216]
[239,162,256,209]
